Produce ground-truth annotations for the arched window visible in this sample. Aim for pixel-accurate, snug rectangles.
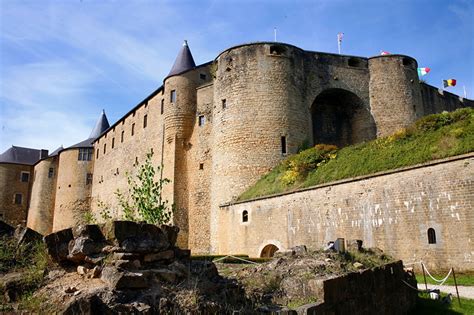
[242,210,248,222]
[427,228,436,244]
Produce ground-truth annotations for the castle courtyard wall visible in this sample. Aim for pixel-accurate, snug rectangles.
[420,83,474,115]
[0,163,33,225]
[219,154,474,271]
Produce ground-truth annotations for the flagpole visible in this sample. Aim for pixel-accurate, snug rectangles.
[463,85,467,98]
[338,36,341,54]
[274,27,277,42]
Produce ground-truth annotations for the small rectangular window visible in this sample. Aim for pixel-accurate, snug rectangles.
[281,136,287,155]
[87,148,93,160]
[170,90,176,103]
[161,99,164,115]
[14,193,22,205]
[198,115,205,126]
[200,73,206,80]
[132,111,136,117]
[96,149,99,159]
[199,163,204,170]
[132,123,135,136]
[112,138,115,149]
[143,114,148,128]
[48,168,54,178]
[86,173,93,185]
[222,99,227,109]
[121,130,124,143]
[103,143,107,154]
[20,172,30,182]
[78,148,93,161]
[144,101,148,108]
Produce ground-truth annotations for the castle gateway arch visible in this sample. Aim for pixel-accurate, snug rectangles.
[311,88,376,147]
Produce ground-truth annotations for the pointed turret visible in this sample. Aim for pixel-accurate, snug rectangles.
[167,40,196,78]
[89,110,110,139]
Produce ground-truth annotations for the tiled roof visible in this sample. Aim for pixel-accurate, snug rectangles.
[0,146,46,165]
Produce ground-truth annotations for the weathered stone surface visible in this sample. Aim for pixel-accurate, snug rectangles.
[160,225,179,247]
[67,236,105,263]
[0,220,14,236]
[143,250,174,262]
[347,240,363,251]
[101,266,149,289]
[91,266,102,278]
[114,259,141,270]
[14,226,42,245]
[73,225,105,242]
[291,245,307,256]
[173,247,191,260]
[84,253,107,265]
[151,269,179,283]
[77,266,89,275]
[43,228,74,263]
[109,221,140,243]
[113,252,140,261]
[120,237,169,253]
[0,272,24,302]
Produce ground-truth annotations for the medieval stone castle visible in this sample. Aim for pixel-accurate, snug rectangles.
[1,42,472,270]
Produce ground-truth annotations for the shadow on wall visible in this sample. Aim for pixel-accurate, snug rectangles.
[311,88,376,147]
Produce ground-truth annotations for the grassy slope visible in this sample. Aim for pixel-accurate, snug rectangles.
[239,108,474,201]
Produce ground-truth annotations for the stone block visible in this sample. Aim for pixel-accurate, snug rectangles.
[173,247,191,260]
[296,302,326,315]
[160,224,179,246]
[114,259,141,270]
[14,226,42,245]
[113,252,141,261]
[143,249,174,262]
[120,236,169,253]
[100,266,149,290]
[109,221,140,243]
[68,236,105,264]
[73,225,105,242]
[43,228,73,263]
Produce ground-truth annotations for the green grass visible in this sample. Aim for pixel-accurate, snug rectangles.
[239,108,474,201]
[411,293,474,315]
[416,272,474,287]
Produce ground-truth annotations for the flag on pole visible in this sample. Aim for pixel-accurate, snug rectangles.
[443,79,456,87]
[417,67,431,77]
[380,50,390,55]
[337,32,344,43]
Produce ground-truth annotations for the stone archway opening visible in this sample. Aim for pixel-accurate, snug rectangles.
[260,244,279,258]
[311,89,376,147]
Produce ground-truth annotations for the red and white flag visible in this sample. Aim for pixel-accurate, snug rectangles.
[380,50,390,55]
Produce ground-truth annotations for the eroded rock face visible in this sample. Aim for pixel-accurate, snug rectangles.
[43,228,74,263]
[101,267,150,290]
[68,236,105,263]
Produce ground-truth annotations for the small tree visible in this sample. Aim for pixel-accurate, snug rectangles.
[115,150,173,225]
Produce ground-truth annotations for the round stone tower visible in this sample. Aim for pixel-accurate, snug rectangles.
[368,55,423,137]
[52,111,109,231]
[209,43,308,252]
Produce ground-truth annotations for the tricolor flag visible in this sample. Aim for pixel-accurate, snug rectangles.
[337,32,344,43]
[417,67,431,77]
[443,79,456,87]
[380,50,390,55]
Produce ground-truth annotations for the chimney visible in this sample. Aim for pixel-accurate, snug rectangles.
[40,149,49,159]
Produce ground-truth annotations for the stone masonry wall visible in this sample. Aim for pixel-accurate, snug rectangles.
[421,83,474,115]
[53,149,93,231]
[219,154,474,271]
[0,163,33,226]
[27,157,58,234]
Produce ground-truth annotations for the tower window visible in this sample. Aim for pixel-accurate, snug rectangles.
[20,172,30,182]
[200,73,207,80]
[86,173,93,185]
[427,228,437,244]
[48,168,54,178]
[222,99,227,109]
[121,130,124,143]
[281,136,287,155]
[112,138,115,149]
[96,149,99,159]
[161,99,164,114]
[14,193,22,205]
[131,123,135,136]
[103,143,107,154]
[170,90,176,103]
[242,210,248,222]
[199,163,204,170]
[143,114,148,128]
[198,115,205,126]
[78,148,93,161]
[144,101,148,108]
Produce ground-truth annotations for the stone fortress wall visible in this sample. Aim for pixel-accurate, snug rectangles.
[0,163,33,225]
[219,154,474,271]
[27,156,58,235]
[5,42,473,267]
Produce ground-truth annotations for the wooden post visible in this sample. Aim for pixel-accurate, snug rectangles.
[452,268,461,306]
[421,263,428,292]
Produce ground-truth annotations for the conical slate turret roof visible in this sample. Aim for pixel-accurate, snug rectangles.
[69,110,110,149]
[167,40,196,78]
[49,146,64,157]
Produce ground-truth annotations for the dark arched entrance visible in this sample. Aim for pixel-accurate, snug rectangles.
[311,89,376,147]
[260,244,279,258]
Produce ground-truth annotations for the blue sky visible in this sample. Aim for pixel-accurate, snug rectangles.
[1,0,473,153]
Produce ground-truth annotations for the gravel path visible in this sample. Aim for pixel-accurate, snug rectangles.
[417,283,474,299]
